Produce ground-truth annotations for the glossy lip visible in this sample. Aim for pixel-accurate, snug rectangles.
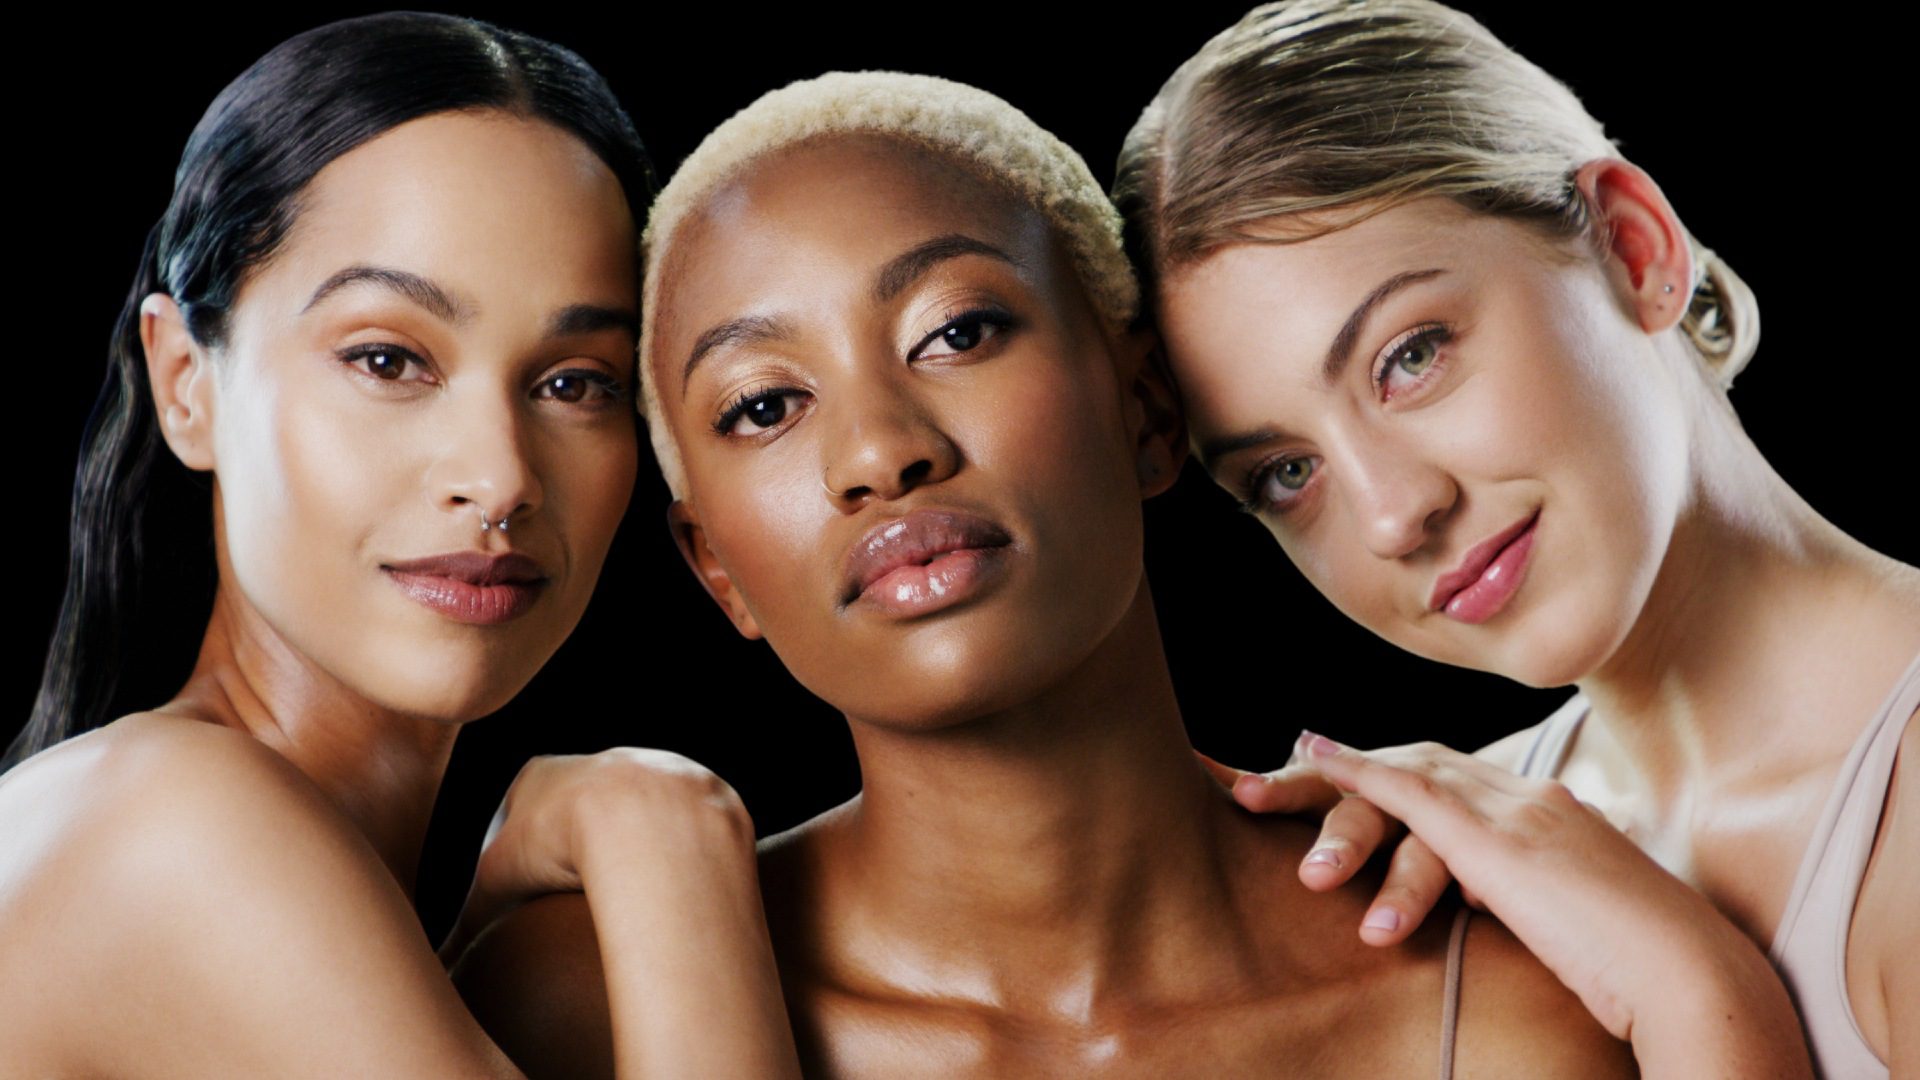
[1428,510,1539,624]
[382,551,550,626]
[840,507,1014,618]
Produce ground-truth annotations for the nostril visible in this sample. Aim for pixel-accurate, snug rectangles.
[900,460,932,486]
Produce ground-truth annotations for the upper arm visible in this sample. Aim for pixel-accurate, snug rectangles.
[452,892,616,1080]
[0,720,520,1078]
[1851,709,1918,1072]
[1452,916,1637,1080]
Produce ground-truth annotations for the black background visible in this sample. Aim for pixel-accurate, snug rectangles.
[10,5,1914,941]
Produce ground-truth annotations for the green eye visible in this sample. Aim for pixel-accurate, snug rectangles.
[1274,457,1315,490]
[1395,337,1438,376]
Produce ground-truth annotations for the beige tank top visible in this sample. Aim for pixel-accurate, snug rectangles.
[1517,650,1920,1079]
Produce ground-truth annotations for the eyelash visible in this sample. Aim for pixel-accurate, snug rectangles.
[709,306,1017,437]
[336,343,628,405]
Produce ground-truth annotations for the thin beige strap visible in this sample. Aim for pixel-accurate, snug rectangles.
[1438,907,1471,1080]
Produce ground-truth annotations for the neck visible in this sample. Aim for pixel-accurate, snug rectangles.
[1578,387,1920,789]
[159,583,459,897]
[818,584,1270,1017]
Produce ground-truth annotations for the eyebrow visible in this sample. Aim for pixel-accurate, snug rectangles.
[676,233,1020,396]
[548,303,639,340]
[1197,267,1449,471]
[681,314,798,394]
[872,233,1020,303]
[302,265,469,323]
[1321,268,1447,383]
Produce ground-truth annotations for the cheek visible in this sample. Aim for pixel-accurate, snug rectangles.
[213,359,405,627]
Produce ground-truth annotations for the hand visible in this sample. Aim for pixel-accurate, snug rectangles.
[1198,749,1459,945]
[438,748,754,966]
[1292,732,1810,1077]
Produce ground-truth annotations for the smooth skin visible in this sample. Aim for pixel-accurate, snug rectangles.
[453,134,1637,1078]
[1161,162,1916,1074]
[0,112,797,1078]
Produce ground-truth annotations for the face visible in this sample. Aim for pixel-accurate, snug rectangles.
[651,136,1170,729]
[162,112,639,721]
[1158,198,1694,687]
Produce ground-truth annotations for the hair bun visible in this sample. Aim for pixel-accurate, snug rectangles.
[1683,245,1759,387]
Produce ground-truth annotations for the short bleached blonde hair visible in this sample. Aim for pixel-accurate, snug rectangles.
[638,70,1139,499]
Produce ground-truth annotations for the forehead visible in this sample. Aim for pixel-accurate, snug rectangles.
[650,135,1057,356]
[254,111,635,308]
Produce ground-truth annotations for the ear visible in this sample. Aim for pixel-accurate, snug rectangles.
[1114,326,1187,499]
[141,293,217,471]
[666,500,762,640]
[1573,159,1695,335]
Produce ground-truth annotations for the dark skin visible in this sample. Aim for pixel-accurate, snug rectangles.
[455,135,1632,1077]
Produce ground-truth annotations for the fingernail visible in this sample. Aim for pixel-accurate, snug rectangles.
[1303,847,1344,870]
[1363,907,1401,933]
[1302,732,1340,759]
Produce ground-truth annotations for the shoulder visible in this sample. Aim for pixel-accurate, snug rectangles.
[453,892,615,1080]
[1452,914,1636,1079]
[1476,724,1542,773]
[0,714,511,1077]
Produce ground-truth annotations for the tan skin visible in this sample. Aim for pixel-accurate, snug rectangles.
[454,134,1633,1078]
[0,111,798,1078]
[1159,166,1918,1073]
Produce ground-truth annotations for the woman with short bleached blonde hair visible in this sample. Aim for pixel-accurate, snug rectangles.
[1118,3,1916,1076]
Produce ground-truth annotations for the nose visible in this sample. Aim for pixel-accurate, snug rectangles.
[819,379,959,510]
[426,392,544,535]
[1340,433,1457,560]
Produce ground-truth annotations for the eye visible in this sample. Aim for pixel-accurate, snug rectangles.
[534,369,627,405]
[912,308,1014,360]
[714,386,810,436]
[1374,324,1451,400]
[1242,453,1320,514]
[339,343,430,383]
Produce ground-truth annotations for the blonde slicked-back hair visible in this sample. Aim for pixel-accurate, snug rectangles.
[639,71,1139,499]
[1115,0,1757,387]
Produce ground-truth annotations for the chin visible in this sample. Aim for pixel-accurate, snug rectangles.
[799,622,1086,733]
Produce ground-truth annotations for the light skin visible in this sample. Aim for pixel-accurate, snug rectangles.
[0,110,797,1078]
[1158,162,1918,1073]
[455,134,1637,1078]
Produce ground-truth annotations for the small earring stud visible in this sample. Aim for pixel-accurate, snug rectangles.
[1663,283,1675,294]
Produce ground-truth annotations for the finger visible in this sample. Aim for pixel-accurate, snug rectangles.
[1298,795,1400,890]
[1295,731,1489,851]
[1357,833,1453,946]
[1367,739,1532,797]
[1231,762,1347,815]
[1195,751,1249,792]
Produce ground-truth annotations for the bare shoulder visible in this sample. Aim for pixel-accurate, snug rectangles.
[1452,915,1636,1079]
[453,892,615,1080]
[1476,723,1544,773]
[0,714,514,1078]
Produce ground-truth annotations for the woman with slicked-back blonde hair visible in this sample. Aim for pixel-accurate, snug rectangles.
[1118,2,1917,1076]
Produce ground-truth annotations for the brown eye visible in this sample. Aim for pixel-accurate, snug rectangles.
[367,351,408,380]
[340,344,429,383]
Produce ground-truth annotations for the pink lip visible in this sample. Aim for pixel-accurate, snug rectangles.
[1429,511,1539,625]
[383,552,549,626]
[841,508,1014,618]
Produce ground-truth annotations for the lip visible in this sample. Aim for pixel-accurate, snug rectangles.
[841,508,1015,618]
[1429,510,1539,625]
[382,552,549,626]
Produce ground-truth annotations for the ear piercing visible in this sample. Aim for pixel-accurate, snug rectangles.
[1663,283,1675,294]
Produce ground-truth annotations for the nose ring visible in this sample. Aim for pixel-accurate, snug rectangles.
[479,509,511,534]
